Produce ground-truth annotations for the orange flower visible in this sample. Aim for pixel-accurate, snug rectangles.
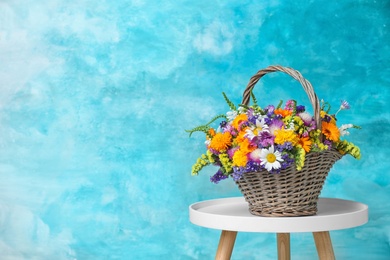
[208,128,216,137]
[209,132,232,151]
[231,114,248,130]
[235,127,249,144]
[298,136,312,153]
[274,108,292,118]
[238,139,256,154]
[322,122,340,142]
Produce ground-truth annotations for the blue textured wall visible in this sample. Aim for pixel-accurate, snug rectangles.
[0,1,389,259]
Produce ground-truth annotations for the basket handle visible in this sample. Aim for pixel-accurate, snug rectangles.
[241,65,321,130]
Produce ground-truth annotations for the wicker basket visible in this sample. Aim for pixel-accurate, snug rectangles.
[235,65,343,217]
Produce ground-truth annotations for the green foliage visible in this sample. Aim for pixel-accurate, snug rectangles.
[222,92,237,110]
[291,100,297,116]
[321,99,331,113]
[250,91,258,107]
[185,125,211,137]
[185,114,227,137]
[204,114,227,127]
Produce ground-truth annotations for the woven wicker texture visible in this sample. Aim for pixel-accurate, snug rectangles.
[236,150,343,217]
[236,65,343,217]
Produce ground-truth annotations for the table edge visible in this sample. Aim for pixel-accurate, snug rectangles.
[189,197,368,233]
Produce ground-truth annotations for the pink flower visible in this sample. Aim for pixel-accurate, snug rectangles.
[284,100,295,111]
[298,112,314,126]
[249,149,262,162]
[227,147,239,159]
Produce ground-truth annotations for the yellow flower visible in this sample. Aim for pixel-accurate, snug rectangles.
[320,110,327,118]
[322,122,340,142]
[282,115,293,126]
[206,150,215,163]
[219,153,233,173]
[231,114,248,130]
[295,147,306,171]
[335,140,361,159]
[191,154,210,175]
[209,132,232,152]
[293,116,305,135]
[274,129,299,145]
[232,149,248,167]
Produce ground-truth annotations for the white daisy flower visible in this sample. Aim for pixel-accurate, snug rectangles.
[244,118,269,140]
[259,146,284,172]
[255,118,269,131]
[226,110,237,121]
[238,106,246,113]
[339,124,353,136]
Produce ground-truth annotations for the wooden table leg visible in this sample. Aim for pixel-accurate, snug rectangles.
[215,230,237,260]
[313,231,335,260]
[277,233,291,260]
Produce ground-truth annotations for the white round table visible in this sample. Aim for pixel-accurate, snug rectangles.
[189,197,368,260]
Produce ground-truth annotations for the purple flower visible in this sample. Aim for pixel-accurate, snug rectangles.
[258,132,275,147]
[223,124,236,135]
[280,154,294,170]
[335,100,350,117]
[246,161,263,172]
[296,105,305,113]
[340,100,350,110]
[307,120,317,132]
[210,170,228,184]
[323,139,333,150]
[247,112,258,125]
[264,116,273,125]
[269,168,282,174]
[232,167,246,181]
[265,105,275,116]
[220,121,227,128]
[323,115,332,123]
[276,142,293,152]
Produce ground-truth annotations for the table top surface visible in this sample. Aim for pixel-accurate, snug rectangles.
[189,197,368,233]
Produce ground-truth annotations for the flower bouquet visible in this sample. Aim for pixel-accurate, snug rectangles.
[187,65,361,217]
